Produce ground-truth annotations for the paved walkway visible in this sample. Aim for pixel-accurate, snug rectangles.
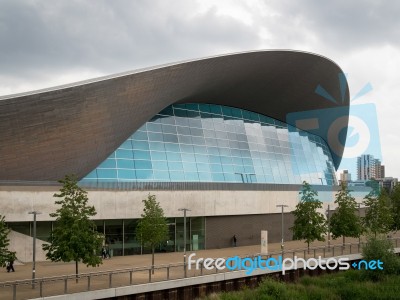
[1,235,399,299]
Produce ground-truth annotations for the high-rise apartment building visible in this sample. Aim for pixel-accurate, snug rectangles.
[357,155,385,180]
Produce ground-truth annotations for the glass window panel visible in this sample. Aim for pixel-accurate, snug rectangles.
[183,163,197,172]
[211,173,225,182]
[192,136,205,145]
[133,150,151,160]
[152,161,168,170]
[198,172,212,181]
[195,154,209,163]
[116,149,134,159]
[147,123,162,132]
[181,153,195,162]
[210,164,223,172]
[164,143,180,152]
[180,144,194,153]
[132,140,150,150]
[222,164,234,173]
[153,171,170,181]
[149,142,165,151]
[178,135,192,144]
[169,171,185,181]
[118,169,136,179]
[151,151,167,160]
[185,172,199,181]
[188,119,202,128]
[99,159,117,168]
[119,140,133,149]
[134,160,152,169]
[84,170,97,179]
[168,162,183,170]
[220,156,232,164]
[117,159,135,169]
[209,155,221,164]
[224,173,236,182]
[197,163,210,172]
[166,152,181,161]
[164,134,179,143]
[160,116,175,125]
[210,105,222,115]
[162,124,177,134]
[207,147,219,155]
[193,145,208,154]
[148,132,164,142]
[132,131,148,141]
[97,169,117,178]
[136,170,153,180]
[175,117,189,127]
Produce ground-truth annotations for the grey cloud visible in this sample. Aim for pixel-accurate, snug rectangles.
[0,0,260,84]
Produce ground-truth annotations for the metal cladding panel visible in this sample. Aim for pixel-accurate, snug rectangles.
[0,50,349,181]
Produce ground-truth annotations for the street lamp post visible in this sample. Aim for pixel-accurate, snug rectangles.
[28,211,41,289]
[276,205,288,255]
[358,203,361,245]
[178,208,191,278]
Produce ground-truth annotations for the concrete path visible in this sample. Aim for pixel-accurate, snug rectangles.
[1,235,398,300]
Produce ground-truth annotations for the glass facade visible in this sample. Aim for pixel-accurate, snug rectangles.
[8,217,205,257]
[82,104,337,185]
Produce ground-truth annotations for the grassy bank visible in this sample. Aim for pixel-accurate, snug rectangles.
[202,271,400,300]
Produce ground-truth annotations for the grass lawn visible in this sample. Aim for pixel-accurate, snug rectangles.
[202,271,400,300]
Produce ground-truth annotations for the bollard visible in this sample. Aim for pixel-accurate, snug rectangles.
[293,251,295,260]
[200,262,203,275]
[148,269,152,283]
[130,271,133,285]
[87,275,91,291]
[167,266,170,280]
[313,249,316,257]
[109,273,112,288]
[39,281,43,297]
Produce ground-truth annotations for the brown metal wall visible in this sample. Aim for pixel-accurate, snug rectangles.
[205,213,295,249]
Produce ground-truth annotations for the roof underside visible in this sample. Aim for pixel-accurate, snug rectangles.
[0,50,349,181]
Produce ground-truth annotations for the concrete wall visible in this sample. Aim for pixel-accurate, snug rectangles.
[205,213,295,249]
[0,185,368,222]
[8,230,48,263]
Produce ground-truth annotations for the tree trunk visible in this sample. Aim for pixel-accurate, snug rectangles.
[75,260,79,283]
[307,242,310,254]
[343,235,345,248]
[152,246,155,275]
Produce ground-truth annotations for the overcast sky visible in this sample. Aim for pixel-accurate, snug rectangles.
[1,0,399,179]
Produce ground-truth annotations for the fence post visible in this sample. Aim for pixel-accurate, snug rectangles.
[149,269,152,283]
[167,266,170,280]
[12,283,16,300]
[130,271,133,285]
[87,275,91,291]
[64,277,68,294]
[39,280,43,297]
[109,273,112,288]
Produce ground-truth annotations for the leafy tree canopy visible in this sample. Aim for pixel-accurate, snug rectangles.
[291,181,327,251]
[330,183,362,243]
[42,175,103,277]
[363,188,393,236]
[0,215,15,267]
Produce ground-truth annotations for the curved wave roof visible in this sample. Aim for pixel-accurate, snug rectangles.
[0,50,349,181]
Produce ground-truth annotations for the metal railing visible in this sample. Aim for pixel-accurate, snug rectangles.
[1,237,399,300]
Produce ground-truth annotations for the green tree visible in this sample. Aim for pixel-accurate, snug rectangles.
[390,184,400,231]
[363,188,393,237]
[136,194,168,273]
[0,215,15,267]
[42,175,103,280]
[330,183,362,245]
[291,181,327,252]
